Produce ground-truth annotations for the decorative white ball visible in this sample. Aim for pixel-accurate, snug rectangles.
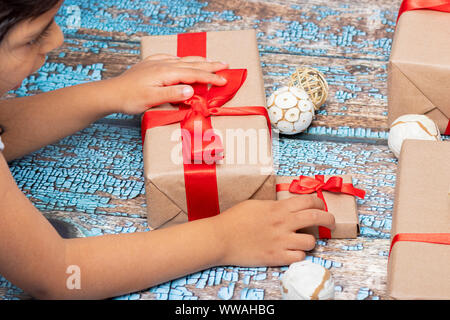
[280,260,335,300]
[388,114,442,158]
[267,86,315,135]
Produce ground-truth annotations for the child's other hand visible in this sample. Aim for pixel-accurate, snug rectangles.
[109,54,228,115]
[214,196,335,267]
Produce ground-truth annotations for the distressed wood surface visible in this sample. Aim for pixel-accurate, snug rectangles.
[55,0,397,60]
[5,38,390,136]
[7,123,396,232]
[3,126,395,300]
[0,0,407,300]
[0,210,390,300]
[4,0,398,138]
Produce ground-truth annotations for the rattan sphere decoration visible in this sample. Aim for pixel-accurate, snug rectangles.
[289,67,329,110]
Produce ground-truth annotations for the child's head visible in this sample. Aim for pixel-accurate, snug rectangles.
[0,0,64,95]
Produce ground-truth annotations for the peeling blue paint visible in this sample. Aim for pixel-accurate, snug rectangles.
[0,0,401,301]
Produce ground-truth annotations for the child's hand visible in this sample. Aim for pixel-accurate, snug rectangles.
[214,196,335,267]
[109,54,229,115]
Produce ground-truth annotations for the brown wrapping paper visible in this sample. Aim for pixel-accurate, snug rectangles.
[140,30,275,229]
[276,175,360,239]
[388,10,450,133]
[387,140,450,300]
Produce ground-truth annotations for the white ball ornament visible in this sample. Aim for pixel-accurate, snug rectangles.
[281,260,335,300]
[275,91,297,109]
[285,108,300,122]
[388,114,442,158]
[295,112,314,133]
[267,86,315,135]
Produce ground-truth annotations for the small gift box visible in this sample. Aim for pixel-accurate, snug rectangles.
[387,140,450,299]
[140,30,276,229]
[276,175,365,239]
[388,0,450,134]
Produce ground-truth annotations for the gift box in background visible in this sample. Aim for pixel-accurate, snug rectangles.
[387,140,450,299]
[276,175,365,239]
[388,4,450,135]
[140,30,276,229]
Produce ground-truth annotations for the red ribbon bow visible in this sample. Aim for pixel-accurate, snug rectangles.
[142,69,270,163]
[276,175,366,238]
[141,69,271,163]
[141,32,272,221]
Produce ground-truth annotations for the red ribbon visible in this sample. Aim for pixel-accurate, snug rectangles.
[398,0,450,22]
[397,0,450,135]
[141,32,271,221]
[276,175,366,238]
[389,233,450,257]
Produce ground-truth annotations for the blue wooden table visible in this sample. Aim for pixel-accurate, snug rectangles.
[0,0,413,300]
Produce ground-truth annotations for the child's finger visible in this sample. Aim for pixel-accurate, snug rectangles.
[290,209,336,231]
[280,250,306,266]
[286,233,316,251]
[279,195,326,212]
[162,56,207,64]
[173,61,229,73]
[144,54,179,61]
[147,85,194,106]
[163,67,228,86]
[178,56,208,62]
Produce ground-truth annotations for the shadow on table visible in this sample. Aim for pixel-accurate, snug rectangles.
[44,215,84,239]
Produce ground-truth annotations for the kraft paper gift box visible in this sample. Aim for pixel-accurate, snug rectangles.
[387,140,450,299]
[388,9,450,134]
[140,30,276,229]
[276,175,365,239]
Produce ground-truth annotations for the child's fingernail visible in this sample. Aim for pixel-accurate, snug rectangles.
[220,76,227,83]
[182,86,194,97]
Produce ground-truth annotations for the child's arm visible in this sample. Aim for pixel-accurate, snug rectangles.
[0,152,334,299]
[0,55,228,162]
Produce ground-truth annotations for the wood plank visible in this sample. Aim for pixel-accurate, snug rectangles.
[4,37,390,136]
[56,0,400,61]
[3,127,397,301]
[8,123,395,242]
[8,124,147,217]
[0,0,404,301]
[0,211,390,300]
[261,53,389,133]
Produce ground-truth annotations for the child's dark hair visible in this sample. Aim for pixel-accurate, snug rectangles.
[0,0,61,43]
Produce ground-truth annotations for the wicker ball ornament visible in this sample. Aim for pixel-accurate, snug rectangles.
[267,86,315,135]
[289,67,329,110]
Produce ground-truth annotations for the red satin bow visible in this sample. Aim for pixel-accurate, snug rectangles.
[398,0,450,22]
[141,69,271,163]
[285,175,366,204]
[276,175,366,238]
